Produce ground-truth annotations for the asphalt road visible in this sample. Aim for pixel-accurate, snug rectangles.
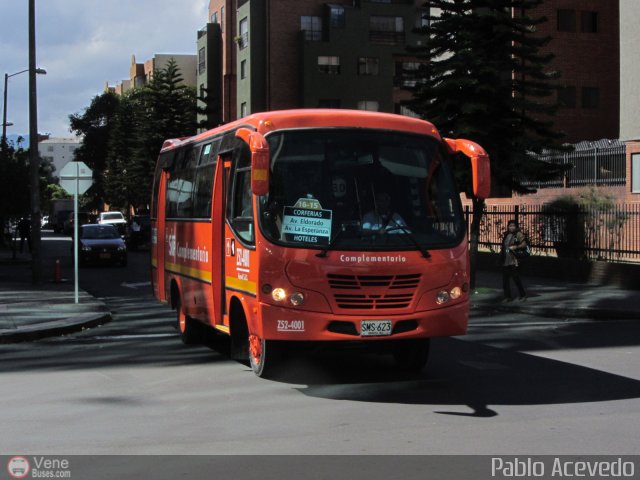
[1,234,639,455]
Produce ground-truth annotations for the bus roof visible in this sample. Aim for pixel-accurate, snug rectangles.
[161,109,442,152]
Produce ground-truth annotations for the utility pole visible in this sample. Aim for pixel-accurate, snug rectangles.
[29,0,42,284]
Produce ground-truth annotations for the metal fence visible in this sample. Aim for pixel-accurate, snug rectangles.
[522,140,627,189]
[465,203,640,263]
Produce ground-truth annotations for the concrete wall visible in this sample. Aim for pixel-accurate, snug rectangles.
[477,251,640,289]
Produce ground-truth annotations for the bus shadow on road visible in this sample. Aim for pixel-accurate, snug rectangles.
[281,337,640,415]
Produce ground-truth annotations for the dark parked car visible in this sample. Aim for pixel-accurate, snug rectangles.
[74,224,127,267]
[126,214,150,250]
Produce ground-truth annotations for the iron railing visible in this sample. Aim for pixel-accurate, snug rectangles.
[523,140,626,189]
[465,203,640,263]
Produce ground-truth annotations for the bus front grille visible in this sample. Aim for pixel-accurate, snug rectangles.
[327,274,420,310]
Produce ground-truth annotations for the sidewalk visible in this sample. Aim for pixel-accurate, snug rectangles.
[472,270,639,320]
[0,248,111,343]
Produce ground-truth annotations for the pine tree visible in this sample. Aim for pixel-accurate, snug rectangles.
[129,59,197,210]
[408,0,568,286]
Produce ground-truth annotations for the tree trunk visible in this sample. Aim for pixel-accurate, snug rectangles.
[469,197,485,290]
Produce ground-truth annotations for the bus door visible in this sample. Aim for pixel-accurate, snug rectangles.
[154,169,169,302]
[211,156,231,328]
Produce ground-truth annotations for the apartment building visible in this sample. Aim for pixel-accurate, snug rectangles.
[38,137,81,180]
[107,54,198,95]
[202,0,424,120]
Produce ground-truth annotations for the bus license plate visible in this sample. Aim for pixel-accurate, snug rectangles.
[360,320,392,337]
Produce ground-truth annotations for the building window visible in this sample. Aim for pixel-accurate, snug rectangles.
[370,16,405,45]
[558,86,577,108]
[415,8,429,29]
[238,17,249,50]
[397,105,420,118]
[221,7,224,32]
[240,60,247,80]
[211,12,218,24]
[557,9,576,32]
[581,11,598,33]
[318,99,341,108]
[198,47,206,74]
[632,153,640,193]
[318,56,340,74]
[240,102,248,117]
[357,100,379,112]
[330,6,345,28]
[47,146,54,152]
[582,87,599,109]
[394,61,421,88]
[200,83,205,100]
[301,16,322,41]
[358,57,379,76]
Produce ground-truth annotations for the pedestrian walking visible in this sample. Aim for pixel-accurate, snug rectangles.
[18,216,31,254]
[501,219,527,301]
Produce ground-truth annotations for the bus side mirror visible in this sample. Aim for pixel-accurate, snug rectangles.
[445,138,491,200]
[236,128,270,196]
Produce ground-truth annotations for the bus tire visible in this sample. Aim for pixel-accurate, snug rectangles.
[176,296,199,345]
[248,335,281,378]
[392,339,430,371]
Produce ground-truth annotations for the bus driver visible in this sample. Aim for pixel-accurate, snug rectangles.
[362,191,408,234]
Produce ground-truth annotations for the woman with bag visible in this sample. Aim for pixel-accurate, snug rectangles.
[501,219,528,301]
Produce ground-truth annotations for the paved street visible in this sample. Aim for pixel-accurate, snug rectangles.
[1,234,639,454]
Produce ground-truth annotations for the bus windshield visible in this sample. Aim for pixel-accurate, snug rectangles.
[259,129,465,251]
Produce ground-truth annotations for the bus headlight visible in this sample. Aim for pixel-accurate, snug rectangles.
[450,286,462,300]
[290,292,305,306]
[436,290,450,304]
[271,288,287,302]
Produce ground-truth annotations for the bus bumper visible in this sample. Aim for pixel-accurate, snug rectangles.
[259,301,468,341]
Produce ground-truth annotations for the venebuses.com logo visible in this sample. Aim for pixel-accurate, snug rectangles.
[6,456,72,479]
[7,456,30,479]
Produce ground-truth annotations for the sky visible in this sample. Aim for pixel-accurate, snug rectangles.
[0,0,209,139]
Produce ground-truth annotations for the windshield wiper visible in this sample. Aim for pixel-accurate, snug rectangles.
[386,224,431,259]
[316,227,346,258]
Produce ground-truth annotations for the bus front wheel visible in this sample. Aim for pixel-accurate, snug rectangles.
[249,335,281,378]
[392,339,430,371]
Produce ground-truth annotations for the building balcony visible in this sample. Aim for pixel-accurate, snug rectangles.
[369,30,405,45]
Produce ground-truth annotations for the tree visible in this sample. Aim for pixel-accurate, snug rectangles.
[69,92,121,209]
[408,0,568,287]
[70,60,197,213]
[104,89,140,210]
[129,59,197,210]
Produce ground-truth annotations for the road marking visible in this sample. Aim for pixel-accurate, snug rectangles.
[120,281,152,289]
[89,333,176,340]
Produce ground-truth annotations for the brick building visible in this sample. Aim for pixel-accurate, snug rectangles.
[530,0,620,144]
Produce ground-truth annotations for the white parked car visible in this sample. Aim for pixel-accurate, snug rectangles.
[98,211,127,236]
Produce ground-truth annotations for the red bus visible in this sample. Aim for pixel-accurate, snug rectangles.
[151,109,490,377]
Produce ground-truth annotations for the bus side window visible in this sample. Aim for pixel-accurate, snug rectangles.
[228,141,254,245]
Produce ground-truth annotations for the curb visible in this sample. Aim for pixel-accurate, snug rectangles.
[0,312,112,343]
[471,301,638,321]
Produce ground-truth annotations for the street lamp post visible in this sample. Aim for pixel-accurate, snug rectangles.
[2,68,46,157]
[29,0,41,284]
